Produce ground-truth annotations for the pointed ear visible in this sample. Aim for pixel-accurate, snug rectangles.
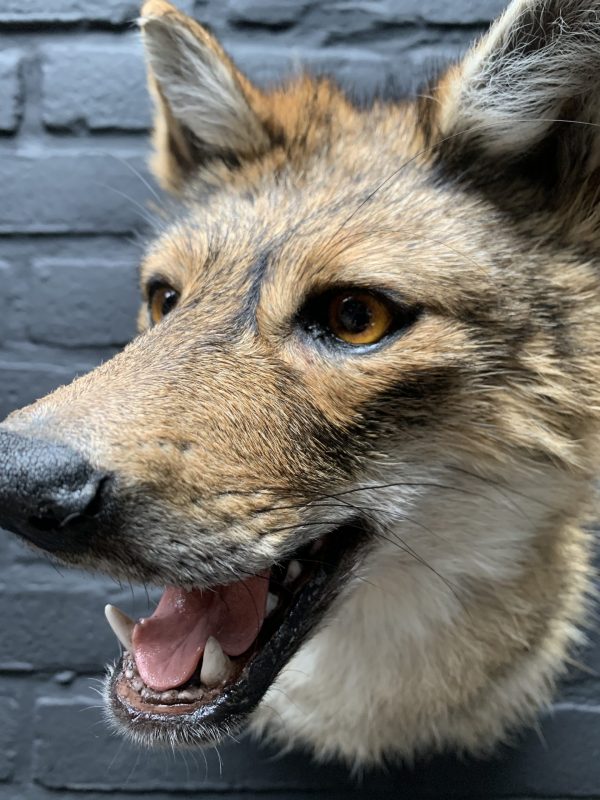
[139,0,273,192]
[432,0,600,182]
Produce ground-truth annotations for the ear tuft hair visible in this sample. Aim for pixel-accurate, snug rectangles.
[437,0,600,157]
[139,1,271,192]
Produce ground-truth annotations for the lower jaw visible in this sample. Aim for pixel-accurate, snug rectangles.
[115,652,231,713]
[106,521,369,746]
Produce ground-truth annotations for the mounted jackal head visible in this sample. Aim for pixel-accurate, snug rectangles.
[1,0,600,765]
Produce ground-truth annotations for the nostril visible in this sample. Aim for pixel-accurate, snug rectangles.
[27,513,64,533]
[0,428,112,548]
[26,472,110,532]
[80,474,110,520]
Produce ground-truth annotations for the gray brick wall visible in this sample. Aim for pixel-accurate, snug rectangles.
[0,1,598,798]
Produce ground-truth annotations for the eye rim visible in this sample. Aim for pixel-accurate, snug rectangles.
[298,286,421,351]
[147,280,180,326]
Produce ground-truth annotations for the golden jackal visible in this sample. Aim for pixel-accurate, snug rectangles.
[0,0,599,766]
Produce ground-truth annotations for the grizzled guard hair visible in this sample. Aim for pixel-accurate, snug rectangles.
[0,0,600,767]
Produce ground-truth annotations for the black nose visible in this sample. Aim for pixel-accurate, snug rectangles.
[0,429,108,552]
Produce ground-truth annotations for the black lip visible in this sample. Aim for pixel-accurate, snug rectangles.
[107,521,368,745]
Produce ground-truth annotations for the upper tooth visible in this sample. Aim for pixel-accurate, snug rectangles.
[200,636,233,688]
[104,604,134,651]
[285,560,302,585]
[266,592,278,616]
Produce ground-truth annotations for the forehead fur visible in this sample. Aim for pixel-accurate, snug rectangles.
[142,87,496,308]
[132,0,600,477]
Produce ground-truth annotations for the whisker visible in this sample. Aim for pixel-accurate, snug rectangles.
[372,526,469,615]
[107,154,164,207]
[92,182,160,229]
[326,225,490,276]
[322,114,600,254]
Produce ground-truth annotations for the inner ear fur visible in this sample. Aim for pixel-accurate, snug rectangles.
[426,0,600,205]
[140,0,276,193]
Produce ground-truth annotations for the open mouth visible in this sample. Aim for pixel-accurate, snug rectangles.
[106,522,367,745]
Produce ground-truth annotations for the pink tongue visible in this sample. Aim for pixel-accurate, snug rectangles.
[132,574,269,692]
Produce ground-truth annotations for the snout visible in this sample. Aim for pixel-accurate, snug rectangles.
[0,428,109,553]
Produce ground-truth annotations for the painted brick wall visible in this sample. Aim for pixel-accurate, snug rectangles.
[0,1,599,798]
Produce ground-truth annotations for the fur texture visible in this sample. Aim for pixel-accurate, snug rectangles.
[2,0,600,767]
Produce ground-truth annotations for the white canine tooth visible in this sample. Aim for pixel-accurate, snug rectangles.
[104,604,134,650]
[266,592,278,616]
[200,636,233,688]
[132,678,144,692]
[285,559,302,585]
[125,669,134,680]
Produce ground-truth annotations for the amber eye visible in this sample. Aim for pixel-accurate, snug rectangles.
[299,287,419,350]
[327,291,394,345]
[149,284,180,325]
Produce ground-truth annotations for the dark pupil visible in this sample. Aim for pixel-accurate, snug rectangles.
[338,296,372,334]
[161,290,178,316]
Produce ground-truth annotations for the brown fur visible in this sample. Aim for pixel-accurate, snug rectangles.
[3,0,600,765]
